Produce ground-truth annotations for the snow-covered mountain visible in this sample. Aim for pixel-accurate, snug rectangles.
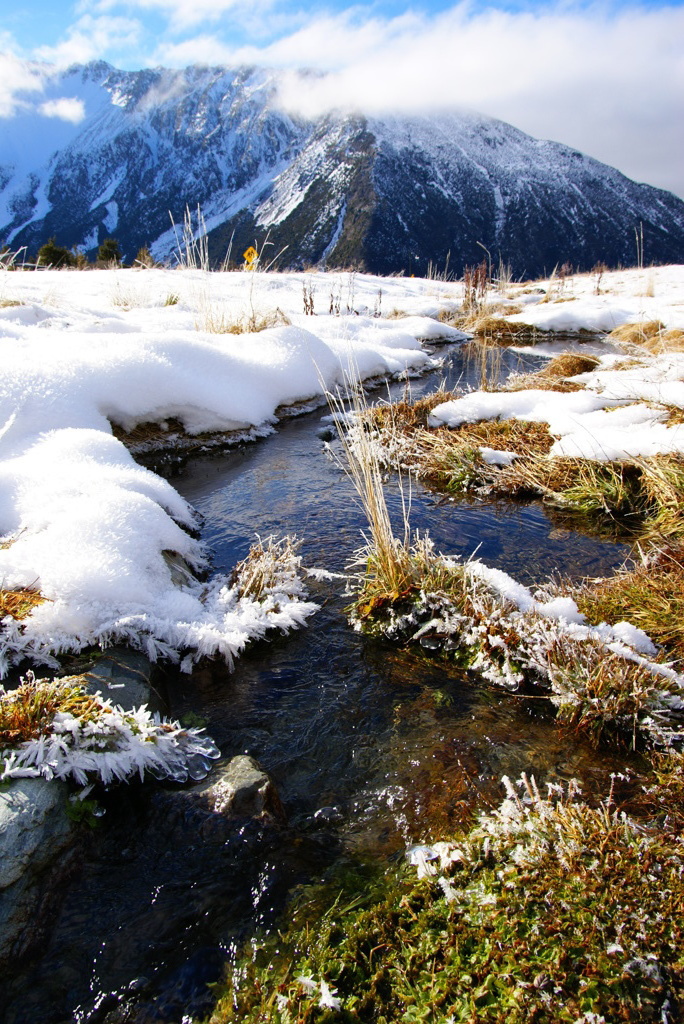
[2,61,684,277]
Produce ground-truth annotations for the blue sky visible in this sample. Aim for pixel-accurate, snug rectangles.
[2,1,684,197]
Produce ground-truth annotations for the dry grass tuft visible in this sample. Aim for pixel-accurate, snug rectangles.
[504,351,599,393]
[369,386,457,433]
[0,588,46,620]
[201,307,291,335]
[0,299,22,308]
[458,313,534,343]
[642,328,684,354]
[0,675,100,747]
[606,321,684,354]
[230,535,302,601]
[544,352,600,377]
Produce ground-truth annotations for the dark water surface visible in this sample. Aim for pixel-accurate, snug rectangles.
[4,342,638,1024]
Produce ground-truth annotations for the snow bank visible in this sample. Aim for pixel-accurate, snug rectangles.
[429,352,684,462]
[0,267,462,673]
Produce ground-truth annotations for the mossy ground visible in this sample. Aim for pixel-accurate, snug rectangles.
[206,765,684,1024]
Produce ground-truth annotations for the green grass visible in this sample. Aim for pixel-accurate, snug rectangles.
[206,772,684,1024]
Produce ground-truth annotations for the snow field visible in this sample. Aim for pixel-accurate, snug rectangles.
[0,267,465,673]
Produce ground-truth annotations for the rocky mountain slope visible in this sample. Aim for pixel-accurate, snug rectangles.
[2,61,684,277]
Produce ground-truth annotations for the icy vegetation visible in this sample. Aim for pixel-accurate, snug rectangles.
[0,673,221,785]
[0,266,463,674]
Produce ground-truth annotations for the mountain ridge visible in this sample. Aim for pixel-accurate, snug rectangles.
[2,60,683,277]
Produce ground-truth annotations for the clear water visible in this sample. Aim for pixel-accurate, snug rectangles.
[2,342,639,1024]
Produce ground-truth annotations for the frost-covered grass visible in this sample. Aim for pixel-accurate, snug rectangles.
[349,537,684,748]
[573,544,684,662]
[0,673,220,786]
[0,587,45,620]
[207,771,684,1024]
[340,369,684,748]
[0,266,464,675]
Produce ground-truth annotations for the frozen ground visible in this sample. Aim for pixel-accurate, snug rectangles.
[0,263,682,674]
[431,266,684,460]
[0,266,464,673]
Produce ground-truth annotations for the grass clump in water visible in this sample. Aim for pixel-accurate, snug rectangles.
[366,387,684,538]
[207,774,684,1024]
[339,385,684,747]
[230,535,306,602]
[503,351,600,393]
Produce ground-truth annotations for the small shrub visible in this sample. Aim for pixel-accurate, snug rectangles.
[135,246,155,268]
[37,238,75,268]
[97,237,122,266]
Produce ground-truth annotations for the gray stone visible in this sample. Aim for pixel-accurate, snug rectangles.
[0,778,78,963]
[84,645,164,713]
[162,550,199,589]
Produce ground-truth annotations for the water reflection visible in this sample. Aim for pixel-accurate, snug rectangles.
[3,340,640,1024]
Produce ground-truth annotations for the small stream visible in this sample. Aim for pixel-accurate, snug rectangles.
[4,341,639,1024]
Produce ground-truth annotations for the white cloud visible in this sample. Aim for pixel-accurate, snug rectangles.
[34,14,142,67]
[149,3,684,198]
[0,54,47,118]
[269,4,684,199]
[81,0,262,32]
[39,97,87,123]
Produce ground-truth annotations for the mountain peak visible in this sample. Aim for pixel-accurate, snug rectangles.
[1,62,683,275]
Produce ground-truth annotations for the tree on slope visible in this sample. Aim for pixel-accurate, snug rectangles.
[37,238,75,268]
[97,237,122,266]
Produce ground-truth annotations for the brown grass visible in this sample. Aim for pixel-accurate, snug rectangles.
[440,418,553,456]
[459,313,535,343]
[0,299,22,308]
[504,352,599,393]
[574,545,684,662]
[606,321,684,354]
[202,307,291,334]
[0,588,46,620]
[369,387,457,433]
[229,535,301,600]
[0,676,100,747]
[642,328,684,353]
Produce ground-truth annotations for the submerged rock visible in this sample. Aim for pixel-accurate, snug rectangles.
[83,646,164,714]
[188,755,286,824]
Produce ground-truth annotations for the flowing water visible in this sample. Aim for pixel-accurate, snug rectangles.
[3,342,641,1024]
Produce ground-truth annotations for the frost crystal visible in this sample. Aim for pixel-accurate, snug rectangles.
[0,679,220,786]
